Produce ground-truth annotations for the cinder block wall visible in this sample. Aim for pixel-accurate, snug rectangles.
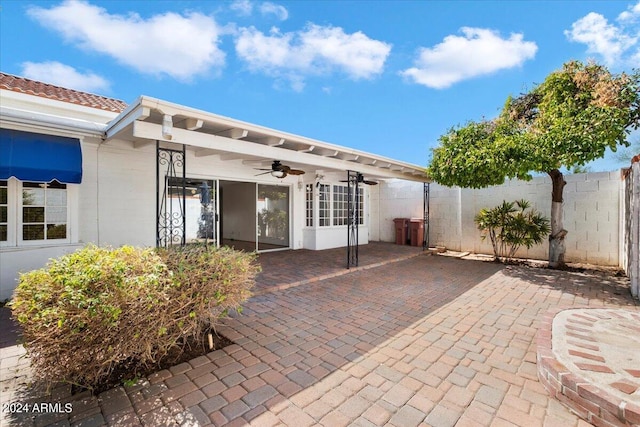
[380,172,622,266]
[376,180,426,243]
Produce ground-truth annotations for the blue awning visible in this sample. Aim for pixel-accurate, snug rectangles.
[0,129,83,184]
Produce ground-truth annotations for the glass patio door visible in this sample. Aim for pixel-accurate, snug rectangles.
[257,184,289,250]
[184,178,218,246]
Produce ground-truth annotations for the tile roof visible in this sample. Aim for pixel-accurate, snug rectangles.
[0,72,128,113]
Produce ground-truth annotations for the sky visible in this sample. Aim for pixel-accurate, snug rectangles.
[1,0,639,172]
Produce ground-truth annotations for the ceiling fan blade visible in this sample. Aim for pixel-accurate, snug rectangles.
[254,171,272,176]
[363,180,378,185]
[287,169,305,175]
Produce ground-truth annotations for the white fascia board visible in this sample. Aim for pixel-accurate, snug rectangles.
[105,105,150,139]
[133,121,428,182]
[104,96,145,136]
[0,106,107,138]
[0,89,118,124]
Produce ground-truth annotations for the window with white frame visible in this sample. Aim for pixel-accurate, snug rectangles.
[312,183,365,227]
[333,185,364,226]
[1,179,70,245]
[305,184,313,227]
[333,185,348,226]
[22,181,68,241]
[318,184,330,227]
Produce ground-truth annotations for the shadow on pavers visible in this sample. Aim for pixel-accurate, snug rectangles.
[501,264,639,307]
[218,255,504,424]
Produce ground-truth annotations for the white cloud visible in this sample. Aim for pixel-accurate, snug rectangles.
[618,1,640,22]
[566,2,639,67]
[27,0,226,81]
[633,48,640,65]
[400,27,537,89]
[235,24,391,90]
[229,1,287,20]
[21,61,110,93]
[259,2,288,20]
[230,0,253,16]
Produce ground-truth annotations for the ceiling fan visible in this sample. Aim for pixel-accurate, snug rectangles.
[341,172,378,186]
[255,160,305,178]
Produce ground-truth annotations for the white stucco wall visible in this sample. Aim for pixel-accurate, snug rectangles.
[291,183,306,249]
[92,140,157,247]
[5,131,390,299]
[85,147,622,266]
[0,244,84,300]
[80,140,312,250]
[0,129,624,301]
[7,130,400,298]
[379,172,623,266]
[305,226,369,250]
[368,184,380,242]
[376,179,426,243]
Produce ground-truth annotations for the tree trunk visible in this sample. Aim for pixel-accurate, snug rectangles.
[548,169,567,268]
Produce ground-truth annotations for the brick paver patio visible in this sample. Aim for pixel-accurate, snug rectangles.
[253,242,423,294]
[2,247,638,426]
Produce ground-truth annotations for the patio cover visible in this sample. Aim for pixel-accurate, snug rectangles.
[105,96,430,183]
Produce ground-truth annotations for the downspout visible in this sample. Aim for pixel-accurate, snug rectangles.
[96,136,104,246]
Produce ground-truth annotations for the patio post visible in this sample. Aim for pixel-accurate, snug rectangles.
[423,182,430,250]
[347,170,359,268]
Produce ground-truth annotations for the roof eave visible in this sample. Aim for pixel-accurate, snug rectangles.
[105,96,431,182]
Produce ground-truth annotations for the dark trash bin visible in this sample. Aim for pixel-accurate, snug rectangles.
[393,218,409,245]
[409,218,424,247]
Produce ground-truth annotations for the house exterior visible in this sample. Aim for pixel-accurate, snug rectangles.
[0,73,430,300]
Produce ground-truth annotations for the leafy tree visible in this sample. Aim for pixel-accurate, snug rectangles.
[428,61,640,267]
[475,199,550,262]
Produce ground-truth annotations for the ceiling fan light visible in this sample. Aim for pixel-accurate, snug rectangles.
[271,170,286,178]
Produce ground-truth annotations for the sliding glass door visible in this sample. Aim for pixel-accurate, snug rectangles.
[257,184,289,251]
[182,178,218,245]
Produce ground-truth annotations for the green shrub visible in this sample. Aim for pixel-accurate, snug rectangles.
[10,244,259,390]
[156,244,259,334]
[475,199,550,262]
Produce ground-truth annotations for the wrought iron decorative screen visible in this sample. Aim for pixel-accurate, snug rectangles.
[156,142,186,248]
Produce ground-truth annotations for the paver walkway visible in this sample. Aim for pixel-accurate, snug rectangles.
[1,250,638,426]
[254,242,423,294]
